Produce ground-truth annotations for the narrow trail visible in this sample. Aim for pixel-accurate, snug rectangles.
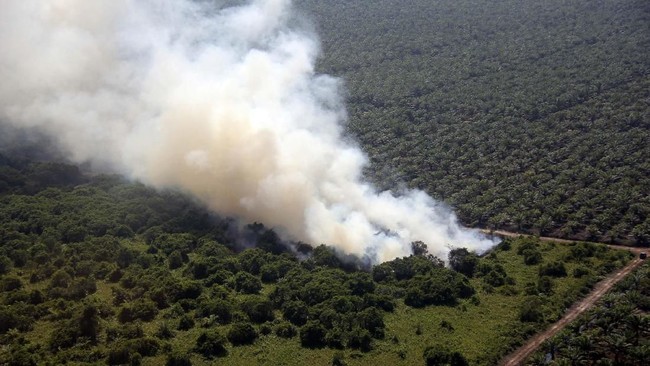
[482,230,646,366]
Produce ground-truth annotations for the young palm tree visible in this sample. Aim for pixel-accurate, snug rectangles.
[624,313,648,346]
[562,345,587,366]
[602,332,631,365]
[572,333,594,360]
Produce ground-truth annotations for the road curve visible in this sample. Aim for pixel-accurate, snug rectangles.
[483,230,646,366]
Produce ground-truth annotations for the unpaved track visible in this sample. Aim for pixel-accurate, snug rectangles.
[483,230,646,366]
[482,229,645,253]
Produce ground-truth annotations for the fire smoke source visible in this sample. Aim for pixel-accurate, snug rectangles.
[0,0,497,263]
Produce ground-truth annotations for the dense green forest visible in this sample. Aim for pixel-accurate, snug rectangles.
[296,0,650,245]
[0,156,637,365]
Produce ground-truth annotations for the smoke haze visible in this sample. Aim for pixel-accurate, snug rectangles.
[0,0,497,262]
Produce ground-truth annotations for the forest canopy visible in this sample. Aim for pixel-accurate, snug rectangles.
[297,0,650,245]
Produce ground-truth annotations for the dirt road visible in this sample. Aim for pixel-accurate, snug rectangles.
[481,229,645,254]
[486,230,646,366]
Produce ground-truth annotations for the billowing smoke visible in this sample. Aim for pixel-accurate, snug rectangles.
[0,0,497,263]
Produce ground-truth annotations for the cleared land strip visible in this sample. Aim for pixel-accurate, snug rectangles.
[482,230,646,365]
[481,229,645,254]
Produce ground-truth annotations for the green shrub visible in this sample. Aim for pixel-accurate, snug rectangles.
[439,319,454,332]
[50,270,72,289]
[65,277,97,300]
[363,293,395,312]
[0,276,23,291]
[166,351,192,366]
[126,337,160,357]
[232,272,262,294]
[522,249,542,265]
[274,322,297,338]
[240,297,274,323]
[106,323,144,342]
[483,270,506,287]
[259,323,272,335]
[573,266,591,278]
[497,240,511,251]
[130,353,142,366]
[537,276,554,295]
[325,327,345,349]
[118,299,158,323]
[49,321,79,350]
[106,345,132,365]
[168,251,184,270]
[347,328,372,352]
[196,299,232,324]
[177,314,195,330]
[282,300,309,326]
[371,263,395,283]
[332,351,347,366]
[358,307,385,338]
[260,264,280,283]
[405,288,426,308]
[519,296,545,323]
[195,330,227,357]
[539,261,567,277]
[300,321,327,348]
[448,248,479,277]
[0,255,12,275]
[155,322,175,339]
[227,322,258,346]
[423,344,468,366]
[0,344,37,366]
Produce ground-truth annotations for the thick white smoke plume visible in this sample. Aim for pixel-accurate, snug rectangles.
[0,0,497,263]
